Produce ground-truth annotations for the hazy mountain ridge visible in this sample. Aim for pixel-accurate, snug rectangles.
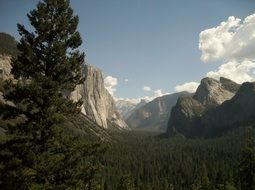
[126,92,192,131]
[115,100,136,120]
[115,99,148,120]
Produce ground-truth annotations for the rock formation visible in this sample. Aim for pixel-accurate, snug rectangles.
[193,77,238,108]
[167,77,242,137]
[0,54,12,80]
[69,64,129,129]
[200,81,255,136]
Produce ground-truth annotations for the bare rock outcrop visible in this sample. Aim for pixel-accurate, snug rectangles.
[167,77,241,137]
[0,54,12,80]
[70,64,129,129]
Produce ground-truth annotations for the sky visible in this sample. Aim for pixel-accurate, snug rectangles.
[0,0,255,103]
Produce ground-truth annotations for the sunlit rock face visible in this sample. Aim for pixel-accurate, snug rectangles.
[0,55,12,80]
[167,77,242,137]
[69,64,129,129]
[193,77,239,108]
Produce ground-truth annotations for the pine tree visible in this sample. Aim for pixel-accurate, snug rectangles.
[0,0,102,189]
[238,127,255,190]
[117,175,135,190]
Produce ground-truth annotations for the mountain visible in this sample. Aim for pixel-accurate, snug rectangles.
[126,92,192,131]
[0,33,128,134]
[64,114,113,141]
[69,64,129,130]
[166,77,252,138]
[193,77,238,108]
[115,99,148,120]
[0,32,19,57]
[166,96,206,137]
[201,81,255,136]
[115,100,136,120]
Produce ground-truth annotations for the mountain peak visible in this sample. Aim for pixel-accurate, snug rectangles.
[193,77,237,107]
[219,77,240,93]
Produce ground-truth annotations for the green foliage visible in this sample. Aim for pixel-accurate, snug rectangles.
[117,175,135,190]
[0,0,102,189]
[238,127,255,190]
[0,32,19,56]
[99,130,251,190]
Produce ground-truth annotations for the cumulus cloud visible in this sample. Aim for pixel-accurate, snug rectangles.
[154,89,170,97]
[143,86,151,92]
[175,82,200,93]
[116,89,170,105]
[207,60,255,83]
[199,14,255,62]
[104,76,118,95]
[199,13,255,83]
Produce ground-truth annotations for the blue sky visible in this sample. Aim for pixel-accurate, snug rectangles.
[0,0,255,101]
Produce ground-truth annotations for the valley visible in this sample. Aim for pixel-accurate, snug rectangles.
[99,129,248,190]
[1,1,255,189]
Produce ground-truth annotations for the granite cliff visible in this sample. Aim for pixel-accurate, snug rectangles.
[69,64,129,129]
[166,77,255,138]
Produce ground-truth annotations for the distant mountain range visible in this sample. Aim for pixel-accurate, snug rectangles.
[115,99,148,120]
[125,92,192,131]
[166,77,255,138]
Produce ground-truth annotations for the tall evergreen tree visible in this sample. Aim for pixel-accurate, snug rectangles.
[238,127,255,190]
[0,0,101,189]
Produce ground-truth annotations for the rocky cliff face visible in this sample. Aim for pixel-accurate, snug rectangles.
[167,77,241,137]
[126,92,192,131]
[69,64,129,129]
[0,54,12,80]
[193,77,238,108]
[200,82,255,136]
[166,96,206,137]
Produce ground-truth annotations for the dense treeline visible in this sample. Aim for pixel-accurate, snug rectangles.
[99,128,254,190]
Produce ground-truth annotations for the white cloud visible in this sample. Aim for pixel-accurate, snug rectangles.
[175,82,200,93]
[143,86,151,92]
[206,60,255,83]
[199,13,255,83]
[116,89,170,105]
[199,14,255,62]
[124,79,129,82]
[104,76,118,95]
[153,89,170,97]
[154,89,163,97]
